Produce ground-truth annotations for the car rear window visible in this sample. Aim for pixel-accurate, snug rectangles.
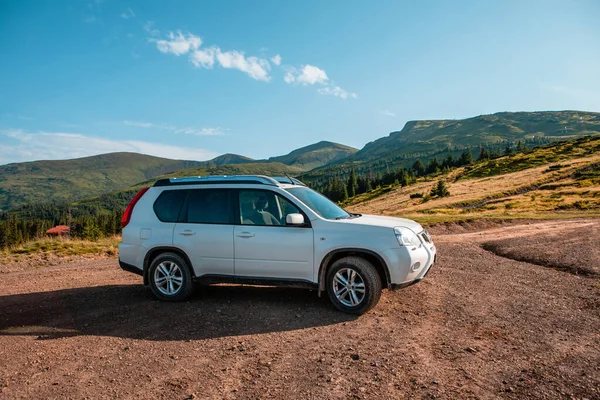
[186,189,234,224]
[153,189,187,222]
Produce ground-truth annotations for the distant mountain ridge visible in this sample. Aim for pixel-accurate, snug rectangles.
[200,153,255,166]
[2,111,599,211]
[0,141,357,210]
[0,152,203,211]
[300,110,600,185]
[355,110,600,161]
[267,141,358,170]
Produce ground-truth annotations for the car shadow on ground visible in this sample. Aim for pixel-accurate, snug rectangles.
[0,284,356,341]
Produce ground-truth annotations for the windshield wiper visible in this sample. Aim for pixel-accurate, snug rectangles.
[334,215,350,220]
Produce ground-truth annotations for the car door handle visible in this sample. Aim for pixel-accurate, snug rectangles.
[236,232,255,238]
[179,230,196,236]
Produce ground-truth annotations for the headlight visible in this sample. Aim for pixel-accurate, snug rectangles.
[394,227,421,247]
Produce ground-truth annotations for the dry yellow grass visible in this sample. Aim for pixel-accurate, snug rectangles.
[347,152,600,224]
[3,235,120,256]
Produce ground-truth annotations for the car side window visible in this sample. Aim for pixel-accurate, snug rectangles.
[239,190,301,226]
[186,189,233,224]
[153,189,187,222]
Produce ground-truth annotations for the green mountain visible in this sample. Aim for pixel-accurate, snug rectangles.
[0,153,203,211]
[201,153,255,166]
[267,141,358,170]
[300,111,600,184]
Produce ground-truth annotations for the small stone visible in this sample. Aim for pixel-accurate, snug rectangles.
[350,354,360,361]
[505,387,514,393]
[465,347,477,353]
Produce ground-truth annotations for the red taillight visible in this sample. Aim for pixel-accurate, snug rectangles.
[121,187,149,228]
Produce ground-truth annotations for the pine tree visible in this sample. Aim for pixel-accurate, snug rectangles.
[504,142,512,156]
[442,154,455,169]
[347,168,357,198]
[478,147,490,161]
[458,149,474,166]
[431,180,450,198]
[426,158,441,175]
[412,159,425,176]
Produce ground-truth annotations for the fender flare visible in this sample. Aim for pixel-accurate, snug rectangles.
[143,246,195,285]
[317,248,391,293]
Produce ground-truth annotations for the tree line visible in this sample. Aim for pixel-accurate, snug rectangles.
[0,210,122,249]
[316,139,534,203]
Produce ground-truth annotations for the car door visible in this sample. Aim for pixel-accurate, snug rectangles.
[234,189,314,281]
[173,188,235,277]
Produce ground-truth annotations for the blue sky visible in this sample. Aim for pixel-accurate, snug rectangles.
[1,0,599,164]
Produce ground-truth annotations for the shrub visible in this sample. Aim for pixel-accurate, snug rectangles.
[430,180,450,198]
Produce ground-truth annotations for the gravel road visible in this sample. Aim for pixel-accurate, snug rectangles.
[1,220,599,399]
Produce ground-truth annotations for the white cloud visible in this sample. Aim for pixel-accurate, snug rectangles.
[123,120,227,136]
[124,120,154,128]
[190,47,217,69]
[120,8,135,19]
[148,27,354,94]
[271,54,281,66]
[0,130,217,164]
[143,21,160,37]
[285,65,329,86]
[216,50,271,81]
[152,29,271,81]
[379,110,396,117]
[284,71,295,84]
[318,86,358,100]
[284,64,357,99]
[155,31,202,56]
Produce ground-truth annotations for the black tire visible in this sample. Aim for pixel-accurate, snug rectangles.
[148,252,194,302]
[326,256,382,314]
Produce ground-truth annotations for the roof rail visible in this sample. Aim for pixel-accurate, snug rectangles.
[272,176,307,186]
[153,175,281,187]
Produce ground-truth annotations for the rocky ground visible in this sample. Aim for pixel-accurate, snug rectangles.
[1,219,599,399]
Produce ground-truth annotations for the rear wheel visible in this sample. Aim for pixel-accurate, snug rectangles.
[326,256,382,314]
[148,252,194,302]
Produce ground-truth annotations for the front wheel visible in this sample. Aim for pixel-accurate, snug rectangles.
[148,252,194,302]
[326,256,382,314]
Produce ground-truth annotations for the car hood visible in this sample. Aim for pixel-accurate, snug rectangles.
[336,214,423,232]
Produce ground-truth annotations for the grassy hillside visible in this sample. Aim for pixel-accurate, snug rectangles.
[268,141,358,170]
[200,153,255,166]
[0,152,204,211]
[346,136,600,224]
[301,111,600,185]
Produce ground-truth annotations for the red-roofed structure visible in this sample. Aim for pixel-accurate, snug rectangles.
[46,225,70,236]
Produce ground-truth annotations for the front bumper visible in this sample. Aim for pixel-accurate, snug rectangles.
[390,253,436,290]
[383,231,437,287]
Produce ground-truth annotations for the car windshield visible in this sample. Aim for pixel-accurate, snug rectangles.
[286,187,352,220]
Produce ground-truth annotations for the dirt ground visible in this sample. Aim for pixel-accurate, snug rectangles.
[1,220,599,399]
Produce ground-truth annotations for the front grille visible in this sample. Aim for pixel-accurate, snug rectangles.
[420,230,431,243]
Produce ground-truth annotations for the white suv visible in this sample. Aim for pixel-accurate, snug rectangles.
[118,175,436,314]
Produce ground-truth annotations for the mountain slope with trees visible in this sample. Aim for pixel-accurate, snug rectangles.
[267,141,358,170]
[0,152,205,211]
[300,111,600,188]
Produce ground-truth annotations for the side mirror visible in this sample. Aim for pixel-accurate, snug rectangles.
[286,213,305,226]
